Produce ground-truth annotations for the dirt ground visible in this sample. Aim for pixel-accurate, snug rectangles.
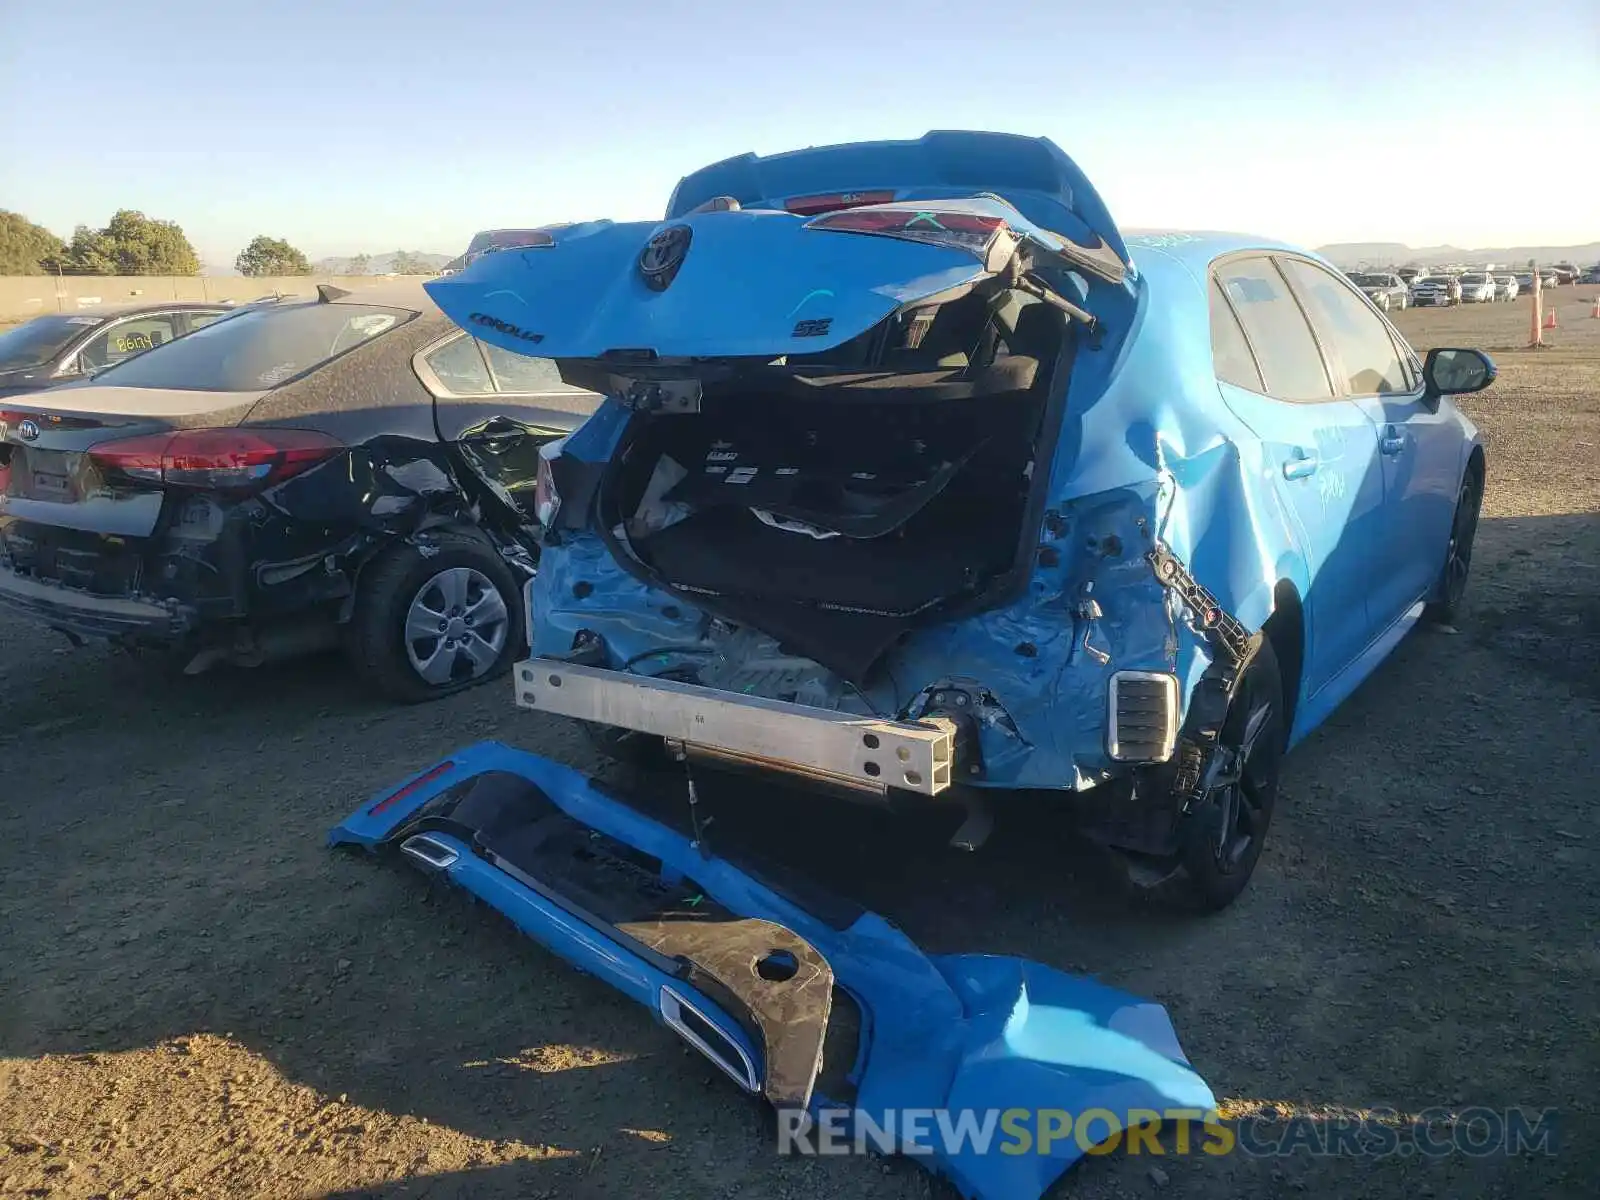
[2,288,1597,1200]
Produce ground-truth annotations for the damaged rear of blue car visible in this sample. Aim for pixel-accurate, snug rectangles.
[424,130,1493,912]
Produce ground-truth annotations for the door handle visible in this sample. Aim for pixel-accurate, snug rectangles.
[1282,448,1319,480]
[1380,426,1405,456]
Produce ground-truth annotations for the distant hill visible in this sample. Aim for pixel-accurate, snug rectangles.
[314,251,453,276]
[1318,242,1600,268]
[199,251,452,277]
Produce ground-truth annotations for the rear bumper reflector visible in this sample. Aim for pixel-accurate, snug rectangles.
[1106,671,1179,763]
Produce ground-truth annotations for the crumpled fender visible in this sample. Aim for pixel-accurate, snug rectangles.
[331,743,1216,1199]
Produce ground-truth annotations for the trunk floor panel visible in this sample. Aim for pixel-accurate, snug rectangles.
[638,506,997,616]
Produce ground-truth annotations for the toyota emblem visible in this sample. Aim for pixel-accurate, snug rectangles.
[17,419,40,442]
[638,224,692,292]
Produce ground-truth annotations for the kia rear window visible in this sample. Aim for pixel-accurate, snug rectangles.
[88,303,412,392]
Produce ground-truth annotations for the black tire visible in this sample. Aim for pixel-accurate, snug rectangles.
[1423,462,1483,625]
[1145,639,1287,913]
[346,530,524,704]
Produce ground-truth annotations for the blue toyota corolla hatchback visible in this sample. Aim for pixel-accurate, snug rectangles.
[423,131,1494,911]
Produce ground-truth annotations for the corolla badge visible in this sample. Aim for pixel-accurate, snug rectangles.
[639,224,692,292]
[17,420,40,442]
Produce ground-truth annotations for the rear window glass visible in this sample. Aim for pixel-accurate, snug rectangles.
[1215,259,1333,402]
[90,303,412,392]
[0,315,99,372]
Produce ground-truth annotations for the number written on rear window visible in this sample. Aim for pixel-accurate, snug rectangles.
[80,315,181,368]
[1214,258,1333,402]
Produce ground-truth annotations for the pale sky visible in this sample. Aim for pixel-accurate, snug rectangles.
[2,0,1596,265]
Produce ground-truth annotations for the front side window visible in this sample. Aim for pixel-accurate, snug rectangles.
[1214,258,1333,401]
[1278,259,1409,396]
[90,302,411,391]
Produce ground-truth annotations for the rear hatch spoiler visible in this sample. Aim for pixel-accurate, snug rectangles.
[425,196,1124,390]
[667,130,1131,270]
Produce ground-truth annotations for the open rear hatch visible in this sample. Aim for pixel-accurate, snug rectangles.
[332,743,1215,1200]
[427,165,1131,678]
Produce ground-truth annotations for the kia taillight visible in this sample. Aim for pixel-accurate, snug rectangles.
[782,190,897,216]
[88,428,344,492]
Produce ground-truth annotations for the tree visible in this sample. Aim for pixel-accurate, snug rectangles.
[235,235,312,277]
[346,253,370,276]
[0,211,67,275]
[56,225,118,275]
[50,210,200,275]
[389,250,433,275]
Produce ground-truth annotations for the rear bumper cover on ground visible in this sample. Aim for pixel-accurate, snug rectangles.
[330,742,1216,1200]
[0,566,195,638]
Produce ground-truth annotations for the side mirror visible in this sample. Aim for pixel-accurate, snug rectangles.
[1423,348,1496,397]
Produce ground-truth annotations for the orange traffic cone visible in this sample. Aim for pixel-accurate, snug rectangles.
[1591,294,1599,318]
[1543,309,1558,330]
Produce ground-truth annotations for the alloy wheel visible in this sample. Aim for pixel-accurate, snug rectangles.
[403,566,510,686]
[1442,474,1481,609]
[1204,666,1283,875]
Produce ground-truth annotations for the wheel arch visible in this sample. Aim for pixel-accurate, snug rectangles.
[1263,578,1305,735]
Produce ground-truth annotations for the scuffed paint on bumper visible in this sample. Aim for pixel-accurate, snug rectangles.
[331,742,1217,1200]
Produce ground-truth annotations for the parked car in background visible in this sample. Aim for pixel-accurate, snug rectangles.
[1514,272,1538,293]
[1551,264,1579,285]
[1456,273,1496,304]
[1540,273,1559,289]
[1410,276,1459,306]
[0,283,603,700]
[0,302,232,399]
[427,130,1496,912]
[1493,274,1519,301]
[1581,265,1600,284]
[1348,272,1410,311]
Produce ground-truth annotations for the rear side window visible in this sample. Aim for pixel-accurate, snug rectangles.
[1208,280,1263,392]
[80,314,182,369]
[1279,258,1410,396]
[1214,258,1333,402]
[422,333,495,395]
[91,303,411,392]
[481,343,592,395]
